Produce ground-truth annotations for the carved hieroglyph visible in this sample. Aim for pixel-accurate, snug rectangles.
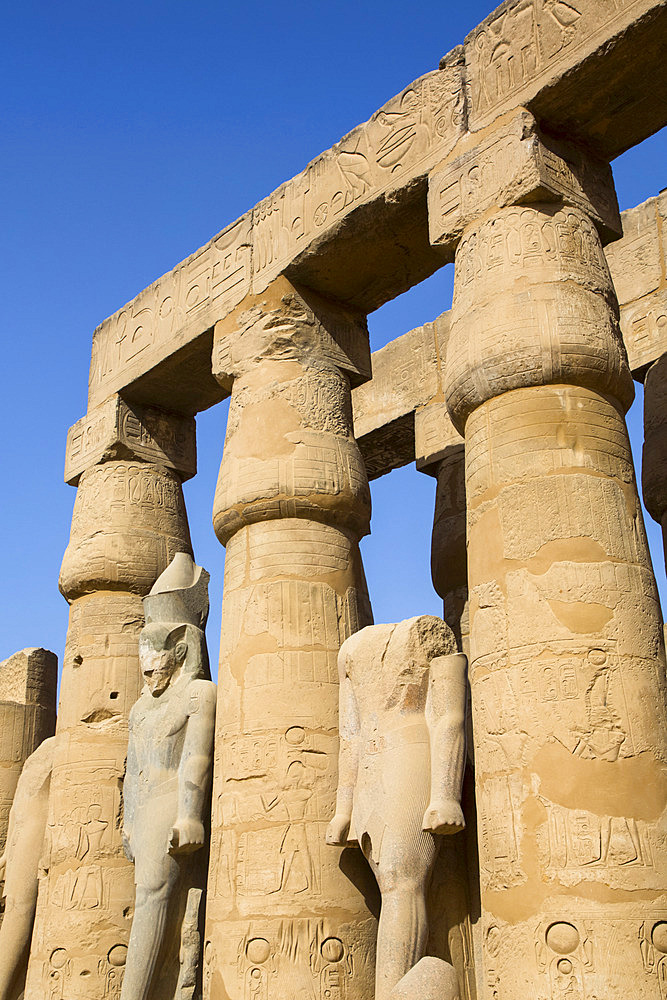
[0,649,57,870]
[0,737,54,1000]
[326,617,467,1000]
[25,424,194,999]
[444,189,667,998]
[122,553,216,1000]
[205,277,377,1000]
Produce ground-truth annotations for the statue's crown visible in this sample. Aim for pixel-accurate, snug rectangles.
[143,552,210,630]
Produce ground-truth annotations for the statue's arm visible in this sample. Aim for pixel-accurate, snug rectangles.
[422,652,468,835]
[123,713,139,861]
[170,679,217,855]
[326,661,361,847]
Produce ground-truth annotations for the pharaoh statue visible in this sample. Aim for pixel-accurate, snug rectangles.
[0,736,54,1000]
[121,552,217,1000]
[326,615,467,1000]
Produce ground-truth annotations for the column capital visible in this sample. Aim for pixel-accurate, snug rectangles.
[428,109,621,252]
[64,394,196,486]
[211,275,371,390]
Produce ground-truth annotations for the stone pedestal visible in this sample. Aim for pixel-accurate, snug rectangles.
[204,278,377,1000]
[25,401,195,1000]
[445,202,667,999]
[0,648,57,863]
[643,352,667,573]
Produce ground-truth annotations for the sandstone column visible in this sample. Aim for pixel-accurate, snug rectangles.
[0,649,57,862]
[205,277,377,1000]
[429,113,667,999]
[643,352,667,574]
[25,396,195,1000]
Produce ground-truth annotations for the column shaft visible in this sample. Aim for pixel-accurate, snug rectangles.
[25,456,193,999]
[205,285,377,999]
[643,352,667,574]
[445,204,667,999]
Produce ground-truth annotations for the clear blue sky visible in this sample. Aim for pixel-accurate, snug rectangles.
[2,1,665,682]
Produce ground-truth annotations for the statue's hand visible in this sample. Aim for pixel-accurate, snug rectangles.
[422,799,465,835]
[169,817,205,854]
[325,814,351,846]
[122,830,134,863]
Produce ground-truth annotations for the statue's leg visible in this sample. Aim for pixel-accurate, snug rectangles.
[120,856,179,1000]
[0,897,34,999]
[365,833,439,1000]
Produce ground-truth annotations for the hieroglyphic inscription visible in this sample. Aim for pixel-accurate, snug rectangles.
[88,216,252,408]
[428,110,620,250]
[65,395,196,484]
[465,0,661,129]
[605,190,667,375]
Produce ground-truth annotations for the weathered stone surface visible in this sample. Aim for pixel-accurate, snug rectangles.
[444,194,667,998]
[326,617,467,1000]
[122,554,216,1000]
[25,458,194,1000]
[65,395,196,486]
[464,0,667,158]
[0,649,57,864]
[352,316,445,478]
[429,110,621,251]
[205,280,377,1000]
[389,955,460,1000]
[0,737,54,1000]
[605,190,667,377]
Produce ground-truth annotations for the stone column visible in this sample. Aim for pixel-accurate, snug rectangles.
[25,396,195,1000]
[205,277,378,1000]
[434,124,667,995]
[643,352,667,574]
[0,649,57,861]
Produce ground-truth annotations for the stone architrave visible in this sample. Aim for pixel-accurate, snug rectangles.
[204,277,377,1000]
[121,553,216,1000]
[326,616,467,1000]
[0,649,57,864]
[604,190,667,378]
[643,353,667,571]
[0,737,54,1000]
[437,122,667,997]
[24,408,195,1000]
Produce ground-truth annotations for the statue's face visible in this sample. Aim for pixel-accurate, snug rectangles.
[139,625,185,697]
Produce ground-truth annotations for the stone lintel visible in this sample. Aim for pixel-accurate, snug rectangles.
[212,275,371,388]
[428,110,621,251]
[605,190,667,379]
[464,0,667,159]
[64,394,196,486]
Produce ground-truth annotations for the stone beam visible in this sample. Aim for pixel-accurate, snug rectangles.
[605,189,667,379]
[464,0,667,159]
[86,1,666,418]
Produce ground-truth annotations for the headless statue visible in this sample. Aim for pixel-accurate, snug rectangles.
[326,616,467,1000]
[121,553,216,1000]
[0,736,54,1000]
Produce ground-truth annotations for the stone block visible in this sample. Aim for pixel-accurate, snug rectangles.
[605,191,667,377]
[415,400,463,471]
[428,111,621,251]
[464,0,667,159]
[64,394,196,485]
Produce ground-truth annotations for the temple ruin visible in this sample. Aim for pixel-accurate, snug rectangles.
[2,0,667,997]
